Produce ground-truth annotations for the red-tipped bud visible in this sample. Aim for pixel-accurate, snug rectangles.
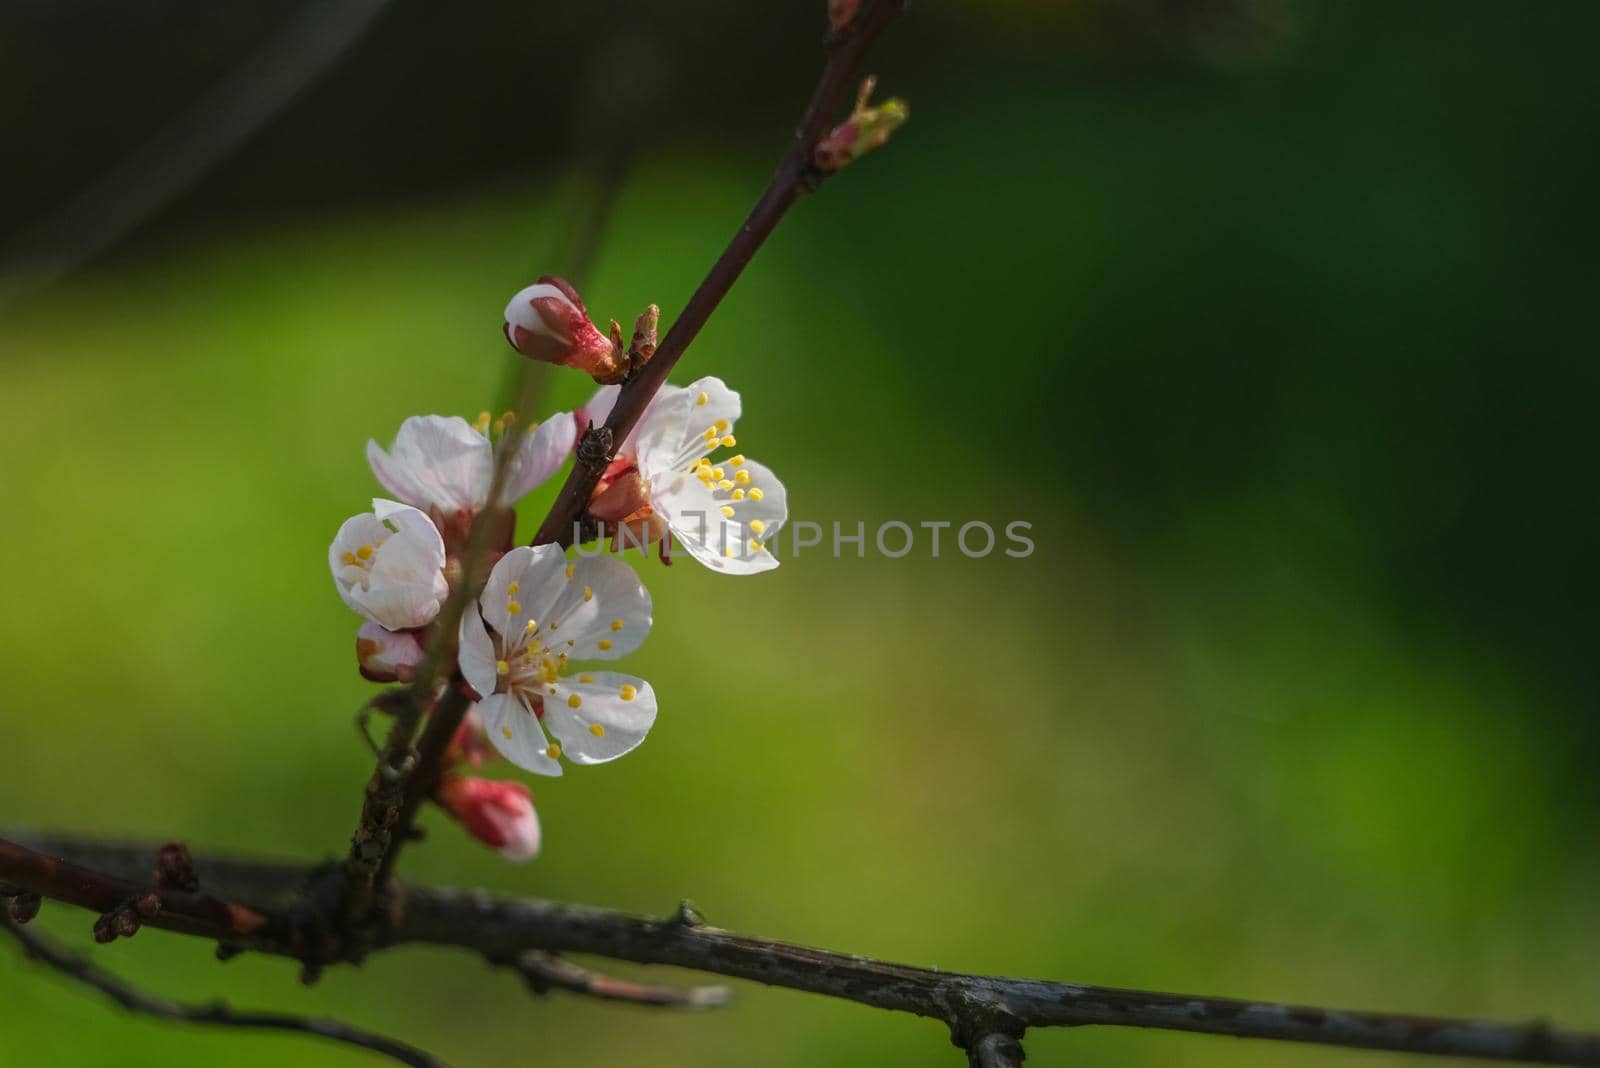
[438,777,540,861]
[503,276,622,380]
[355,622,424,683]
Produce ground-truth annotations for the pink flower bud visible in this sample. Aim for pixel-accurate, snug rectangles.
[445,705,499,770]
[355,621,424,683]
[503,276,620,378]
[438,777,540,860]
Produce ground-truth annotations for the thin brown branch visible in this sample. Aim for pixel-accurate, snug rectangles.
[2,912,446,1068]
[530,0,907,548]
[506,949,733,1009]
[11,835,1600,1067]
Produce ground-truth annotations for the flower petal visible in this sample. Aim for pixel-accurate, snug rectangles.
[652,462,782,575]
[502,413,578,502]
[369,415,494,513]
[633,377,740,481]
[544,673,657,765]
[540,553,652,661]
[479,543,570,642]
[457,609,500,699]
[478,691,562,776]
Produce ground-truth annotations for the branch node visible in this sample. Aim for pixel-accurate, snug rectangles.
[670,899,707,928]
[576,425,614,467]
[153,843,199,892]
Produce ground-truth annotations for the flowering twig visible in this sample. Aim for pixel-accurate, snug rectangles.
[8,835,1600,1067]
[530,0,907,548]
[2,912,445,1068]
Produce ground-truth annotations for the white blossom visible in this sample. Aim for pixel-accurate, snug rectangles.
[329,500,449,630]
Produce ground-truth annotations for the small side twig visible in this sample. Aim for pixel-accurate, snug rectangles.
[505,949,732,1009]
[2,913,447,1068]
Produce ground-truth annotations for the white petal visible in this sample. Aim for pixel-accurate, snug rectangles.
[544,673,657,764]
[653,461,783,575]
[502,412,578,502]
[478,691,562,777]
[347,581,445,630]
[479,544,569,641]
[458,609,500,699]
[329,503,449,627]
[539,553,652,661]
[371,415,494,513]
[575,385,620,436]
[634,377,740,481]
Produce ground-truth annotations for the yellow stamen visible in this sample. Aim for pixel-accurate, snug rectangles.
[720,505,736,518]
[735,469,751,484]
[751,539,765,552]
[506,600,521,616]
[721,435,737,448]
[525,619,538,633]
[506,582,519,595]
[749,519,766,535]
[496,660,510,675]
[728,455,745,468]
[502,726,514,740]
[583,585,593,602]
[598,639,613,651]
[714,418,730,433]
[579,673,594,683]
[567,694,582,709]
[356,544,374,560]
[546,743,561,759]
[589,723,606,736]
[565,563,576,579]
[620,684,637,701]
[749,488,765,501]
[610,619,624,631]
[340,551,358,566]
[732,489,746,501]
[718,479,734,491]
[696,391,709,405]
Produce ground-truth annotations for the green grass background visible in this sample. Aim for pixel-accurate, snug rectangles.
[2,5,1598,1065]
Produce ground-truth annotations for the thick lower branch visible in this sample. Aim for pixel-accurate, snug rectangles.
[10,835,1599,1067]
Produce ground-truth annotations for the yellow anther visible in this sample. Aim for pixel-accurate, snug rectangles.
[610,619,624,631]
[496,659,510,675]
[749,488,765,501]
[720,505,736,518]
[525,619,538,633]
[474,411,492,433]
[579,673,594,683]
[501,410,516,425]
[589,723,606,737]
[565,563,575,579]
[721,435,737,448]
[711,467,725,479]
[583,585,593,602]
[598,639,613,651]
[620,684,637,701]
[714,418,730,433]
[735,469,751,484]
[723,546,735,558]
[750,539,765,552]
[340,551,358,566]
[749,519,767,535]
[546,743,561,759]
[506,600,521,616]
[696,391,709,406]
[729,455,745,467]
[718,479,734,491]
[732,489,746,501]
[567,694,582,709]
[502,726,514,740]
[356,544,375,560]
[506,582,519,595]
[703,428,717,441]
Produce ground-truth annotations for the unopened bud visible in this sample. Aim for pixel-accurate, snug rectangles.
[356,621,425,683]
[445,705,499,770]
[815,76,909,172]
[438,777,541,861]
[154,842,199,892]
[503,276,622,380]
[5,892,41,925]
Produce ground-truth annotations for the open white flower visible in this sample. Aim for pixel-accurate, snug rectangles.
[330,500,449,630]
[367,412,577,516]
[580,376,787,574]
[458,544,657,776]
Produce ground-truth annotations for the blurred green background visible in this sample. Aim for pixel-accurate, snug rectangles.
[2,1,1597,1065]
